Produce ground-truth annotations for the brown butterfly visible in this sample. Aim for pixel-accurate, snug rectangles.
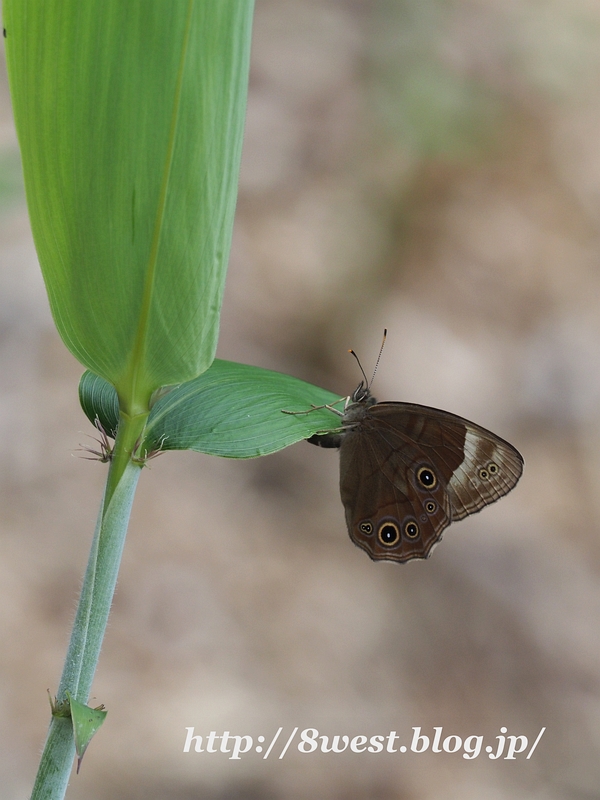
[308,336,523,563]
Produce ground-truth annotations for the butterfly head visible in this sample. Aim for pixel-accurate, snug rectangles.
[351,381,377,406]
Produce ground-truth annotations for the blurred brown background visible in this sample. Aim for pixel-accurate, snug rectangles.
[1,0,599,797]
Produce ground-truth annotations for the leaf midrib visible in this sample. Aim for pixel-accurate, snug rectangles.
[118,0,195,413]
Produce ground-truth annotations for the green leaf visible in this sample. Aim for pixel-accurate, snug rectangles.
[79,372,120,439]
[145,361,345,457]
[65,692,107,774]
[4,1,254,410]
[79,360,346,459]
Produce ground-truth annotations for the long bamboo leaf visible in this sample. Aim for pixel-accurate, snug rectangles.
[4,1,253,412]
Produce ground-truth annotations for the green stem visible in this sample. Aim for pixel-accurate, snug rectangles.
[30,412,147,800]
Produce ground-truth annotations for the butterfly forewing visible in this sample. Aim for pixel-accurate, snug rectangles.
[445,422,524,520]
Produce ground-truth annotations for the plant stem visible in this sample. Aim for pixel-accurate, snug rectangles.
[30,412,147,800]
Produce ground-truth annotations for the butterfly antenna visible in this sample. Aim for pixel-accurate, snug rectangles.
[348,348,369,387]
[370,328,387,388]
[348,329,387,390]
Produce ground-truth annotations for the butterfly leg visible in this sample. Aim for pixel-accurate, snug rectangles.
[282,400,347,417]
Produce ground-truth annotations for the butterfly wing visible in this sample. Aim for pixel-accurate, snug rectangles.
[339,405,455,562]
[339,402,523,563]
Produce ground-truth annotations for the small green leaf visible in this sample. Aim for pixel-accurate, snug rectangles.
[79,360,346,459]
[78,371,120,438]
[144,360,344,457]
[65,692,107,774]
